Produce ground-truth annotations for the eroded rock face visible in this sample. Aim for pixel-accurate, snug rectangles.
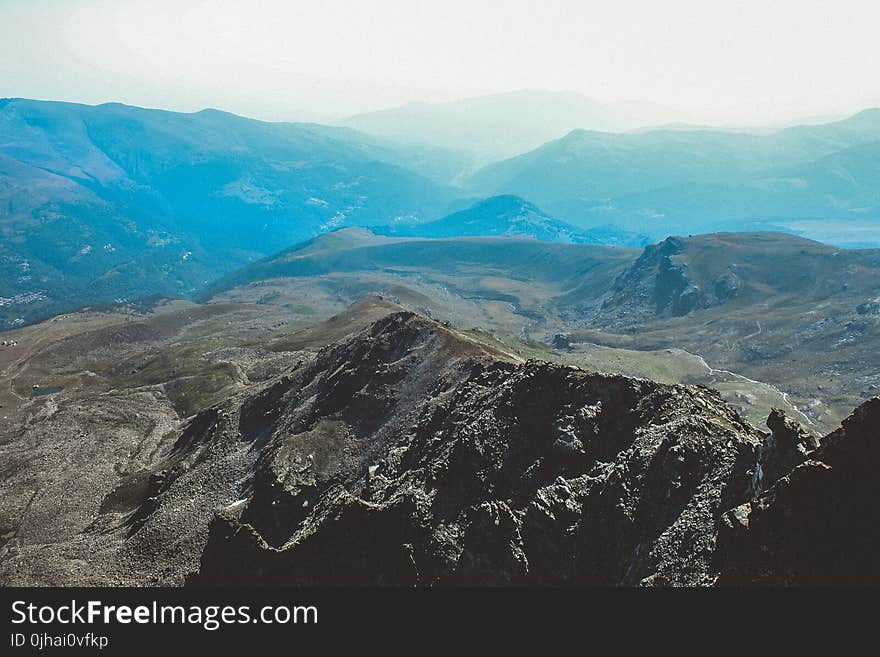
[714,272,740,301]
[600,237,708,323]
[656,256,701,317]
[749,408,820,495]
[715,397,880,586]
[188,312,763,586]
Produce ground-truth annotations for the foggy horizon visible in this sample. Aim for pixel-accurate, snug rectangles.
[2,0,879,128]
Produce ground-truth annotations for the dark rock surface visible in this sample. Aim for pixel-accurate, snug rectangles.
[750,408,819,494]
[715,398,880,585]
[188,312,765,586]
[550,333,573,351]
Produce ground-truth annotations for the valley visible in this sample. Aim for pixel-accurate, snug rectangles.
[4,227,874,445]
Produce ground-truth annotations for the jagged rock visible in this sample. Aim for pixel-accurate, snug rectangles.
[187,312,764,586]
[750,408,819,494]
[550,333,573,351]
[856,300,880,316]
[673,283,702,316]
[715,397,880,585]
[656,256,692,316]
[600,236,708,322]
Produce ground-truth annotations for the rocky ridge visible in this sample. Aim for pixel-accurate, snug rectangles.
[1,304,877,586]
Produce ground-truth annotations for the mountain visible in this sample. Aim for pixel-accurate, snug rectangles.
[339,90,686,165]
[594,232,880,323]
[200,227,635,323]
[372,195,650,246]
[194,229,880,432]
[2,293,877,586]
[189,310,761,587]
[464,109,880,240]
[561,232,880,429]
[0,98,463,327]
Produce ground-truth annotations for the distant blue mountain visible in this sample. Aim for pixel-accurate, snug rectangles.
[373,195,650,246]
[0,98,463,325]
[464,109,880,237]
[339,90,685,164]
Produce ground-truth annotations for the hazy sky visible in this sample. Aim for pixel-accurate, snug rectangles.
[1,0,878,124]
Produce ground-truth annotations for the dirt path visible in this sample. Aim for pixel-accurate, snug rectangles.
[742,321,763,341]
[693,353,815,427]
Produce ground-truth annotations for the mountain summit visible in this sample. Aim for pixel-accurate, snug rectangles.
[374,195,649,246]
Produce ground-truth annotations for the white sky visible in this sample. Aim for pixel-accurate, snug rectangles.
[1,0,878,124]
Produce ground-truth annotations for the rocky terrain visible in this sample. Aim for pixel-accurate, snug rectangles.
[1,296,876,586]
[205,228,880,432]
[715,398,880,585]
[568,232,880,429]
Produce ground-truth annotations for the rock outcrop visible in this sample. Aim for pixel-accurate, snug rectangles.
[715,398,880,585]
[600,237,708,323]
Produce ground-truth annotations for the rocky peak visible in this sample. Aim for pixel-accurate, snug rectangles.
[184,313,765,586]
[599,235,705,323]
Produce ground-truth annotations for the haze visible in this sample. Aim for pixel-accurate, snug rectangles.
[1,0,879,125]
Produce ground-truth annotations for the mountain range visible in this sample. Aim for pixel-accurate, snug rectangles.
[372,195,651,246]
[464,109,880,240]
[339,90,686,165]
[4,97,880,328]
[0,98,462,325]
[2,95,880,588]
[2,203,879,588]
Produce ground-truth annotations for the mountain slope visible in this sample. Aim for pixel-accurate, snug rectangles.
[203,227,634,300]
[373,195,649,245]
[0,98,461,327]
[464,109,880,236]
[201,227,635,342]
